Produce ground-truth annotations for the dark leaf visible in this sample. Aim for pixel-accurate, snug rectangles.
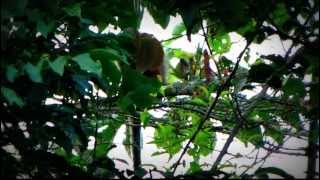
[255,167,294,179]
[1,86,25,107]
[72,53,102,77]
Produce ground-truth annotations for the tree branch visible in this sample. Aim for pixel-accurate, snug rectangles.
[171,37,254,175]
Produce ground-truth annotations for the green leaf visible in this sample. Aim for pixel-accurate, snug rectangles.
[90,49,122,88]
[282,77,305,96]
[210,33,231,54]
[265,126,284,144]
[72,74,92,96]
[97,120,122,153]
[36,20,55,38]
[255,167,294,179]
[172,22,186,36]
[1,86,25,107]
[49,56,67,76]
[118,96,134,112]
[271,3,290,27]
[95,143,108,159]
[153,124,182,156]
[120,66,161,109]
[237,127,263,147]
[127,85,157,109]
[194,131,210,147]
[72,53,102,76]
[147,7,170,29]
[237,19,257,36]
[282,111,301,130]
[194,131,215,156]
[140,110,151,128]
[214,0,248,31]
[90,48,128,64]
[6,65,18,82]
[187,161,201,174]
[219,56,233,68]
[63,3,82,17]
[151,151,167,157]
[100,59,121,90]
[191,97,207,106]
[180,2,200,38]
[170,48,193,59]
[24,62,43,83]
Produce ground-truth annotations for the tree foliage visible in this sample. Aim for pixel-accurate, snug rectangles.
[1,0,319,178]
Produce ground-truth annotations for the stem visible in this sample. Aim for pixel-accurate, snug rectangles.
[306,118,318,179]
[171,38,253,175]
[131,116,141,171]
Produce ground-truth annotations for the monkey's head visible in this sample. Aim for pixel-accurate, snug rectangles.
[134,32,164,78]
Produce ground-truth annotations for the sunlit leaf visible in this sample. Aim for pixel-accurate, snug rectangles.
[153,124,183,157]
[187,161,201,174]
[140,110,151,128]
[172,22,186,36]
[191,97,207,106]
[193,130,216,156]
[210,33,231,54]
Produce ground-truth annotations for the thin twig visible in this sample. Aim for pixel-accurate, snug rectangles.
[171,37,254,175]
[160,34,186,42]
[210,91,248,171]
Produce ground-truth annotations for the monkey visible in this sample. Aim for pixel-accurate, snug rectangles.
[173,58,191,81]
[203,50,213,82]
[123,28,167,84]
[135,33,164,75]
[120,29,167,171]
